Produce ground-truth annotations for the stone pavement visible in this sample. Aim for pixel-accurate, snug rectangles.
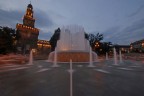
[0,60,144,96]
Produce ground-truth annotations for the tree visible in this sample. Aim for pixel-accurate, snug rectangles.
[88,33,103,50]
[0,26,17,54]
[49,28,61,51]
[98,42,112,55]
[84,32,89,40]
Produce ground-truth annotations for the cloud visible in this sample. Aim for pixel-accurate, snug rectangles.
[0,8,54,30]
[122,19,144,32]
[35,9,54,28]
[102,19,144,45]
[0,9,23,28]
[128,5,144,17]
[102,26,121,42]
[38,31,52,40]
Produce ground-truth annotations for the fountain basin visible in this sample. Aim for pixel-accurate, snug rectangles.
[49,51,97,62]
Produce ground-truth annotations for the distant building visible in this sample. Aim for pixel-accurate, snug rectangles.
[16,3,39,54]
[130,39,144,52]
[37,40,51,54]
[113,45,130,53]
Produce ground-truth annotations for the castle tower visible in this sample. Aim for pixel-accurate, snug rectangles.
[23,3,35,27]
[16,3,39,54]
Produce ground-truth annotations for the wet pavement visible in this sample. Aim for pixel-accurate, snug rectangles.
[0,60,144,96]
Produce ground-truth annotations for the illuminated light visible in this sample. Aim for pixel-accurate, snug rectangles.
[130,47,133,49]
[121,48,124,51]
[32,49,36,53]
[142,43,144,46]
[37,44,42,46]
[96,42,99,44]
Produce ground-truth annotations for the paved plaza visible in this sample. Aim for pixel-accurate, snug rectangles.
[0,59,144,96]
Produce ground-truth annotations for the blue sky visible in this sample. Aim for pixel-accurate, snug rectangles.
[0,0,144,45]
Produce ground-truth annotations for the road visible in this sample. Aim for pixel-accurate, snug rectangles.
[0,60,144,96]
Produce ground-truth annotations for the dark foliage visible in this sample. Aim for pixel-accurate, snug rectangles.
[88,33,103,49]
[96,42,112,55]
[85,32,89,40]
[0,26,17,54]
[49,28,61,51]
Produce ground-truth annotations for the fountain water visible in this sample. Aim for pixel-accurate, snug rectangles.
[106,52,109,60]
[57,25,88,51]
[113,48,118,65]
[48,25,97,62]
[95,53,98,62]
[29,50,33,65]
[119,50,123,63]
[88,47,95,67]
[52,47,59,67]
[68,59,74,96]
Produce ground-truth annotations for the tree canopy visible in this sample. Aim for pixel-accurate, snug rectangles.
[49,28,60,51]
[88,33,103,49]
[0,26,17,54]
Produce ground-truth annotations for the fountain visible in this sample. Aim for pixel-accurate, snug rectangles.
[48,25,97,63]
[113,48,118,65]
[119,50,123,63]
[28,49,33,65]
[88,47,95,67]
[52,47,59,67]
[68,59,74,96]
[96,53,98,62]
[106,52,109,60]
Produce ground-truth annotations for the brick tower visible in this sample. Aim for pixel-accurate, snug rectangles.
[16,3,39,54]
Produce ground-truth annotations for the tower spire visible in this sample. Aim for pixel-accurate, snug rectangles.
[23,3,34,27]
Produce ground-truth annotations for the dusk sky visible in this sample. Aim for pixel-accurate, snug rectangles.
[0,0,144,45]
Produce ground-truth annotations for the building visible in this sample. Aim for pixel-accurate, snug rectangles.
[113,45,130,53]
[130,39,144,52]
[16,3,39,54]
[37,40,51,54]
